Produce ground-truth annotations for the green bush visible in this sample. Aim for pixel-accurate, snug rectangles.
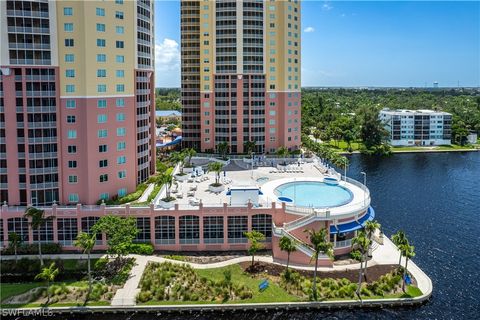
[349,249,362,261]
[128,243,154,255]
[2,242,62,255]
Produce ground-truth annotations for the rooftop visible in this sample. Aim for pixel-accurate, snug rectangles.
[380,108,451,116]
[155,110,181,117]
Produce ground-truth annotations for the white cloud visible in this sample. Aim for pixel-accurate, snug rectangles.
[155,38,180,87]
[322,1,333,11]
[304,26,315,33]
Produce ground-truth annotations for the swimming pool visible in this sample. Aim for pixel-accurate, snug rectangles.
[274,181,353,208]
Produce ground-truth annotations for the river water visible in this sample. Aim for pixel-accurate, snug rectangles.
[16,152,480,320]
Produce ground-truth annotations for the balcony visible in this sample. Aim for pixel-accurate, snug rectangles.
[29,182,59,190]
[6,9,49,18]
[28,167,58,174]
[26,90,56,97]
[7,26,50,34]
[10,59,51,65]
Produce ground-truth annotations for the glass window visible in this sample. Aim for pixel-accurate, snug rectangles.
[66,115,76,123]
[116,70,124,78]
[67,145,77,153]
[68,193,78,202]
[65,54,74,62]
[135,217,150,242]
[97,84,106,92]
[64,23,73,32]
[118,170,126,179]
[252,214,272,240]
[116,41,124,48]
[68,160,77,168]
[65,39,74,47]
[116,55,125,63]
[81,217,102,243]
[96,8,105,16]
[7,218,29,241]
[97,69,106,77]
[116,113,125,121]
[96,54,106,62]
[99,145,107,153]
[99,174,108,183]
[116,127,126,136]
[117,141,126,150]
[97,39,106,47]
[179,215,200,244]
[96,23,105,32]
[116,84,124,92]
[32,220,54,243]
[115,0,124,4]
[66,84,75,92]
[68,175,78,183]
[64,7,73,16]
[97,114,107,123]
[65,69,75,78]
[116,26,124,34]
[155,216,175,245]
[115,11,124,19]
[99,192,109,200]
[67,130,77,139]
[57,218,78,246]
[98,129,108,138]
[116,98,125,107]
[97,99,107,108]
[66,100,76,109]
[118,188,127,197]
[117,156,126,164]
[99,159,108,168]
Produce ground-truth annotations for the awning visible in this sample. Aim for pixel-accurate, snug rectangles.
[226,188,264,196]
[156,135,182,148]
[329,206,375,234]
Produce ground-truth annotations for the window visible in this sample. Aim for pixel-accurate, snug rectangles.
[66,84,75,93]
[32,220,54,243]
[66,115,76,123]
[118,188,127,197]
[99,193,109,200]
[116,70,124,78]
[68,160,77,168]
[115,0,124,4]
[96,23,105,32]
[117,141,126,150]
[116,41,124,48]
[64,7,73,15]
[64,23,73,32]
[65,39,74,47]
[99,174,108,182]
[96,8,105,16]
[118,170,126,179]
[98,129,107,138]
[228,216,248,243]
[99,159,108,168]
[97,84,106,92]
[136,217,150,242]
[115,11,124,19]
[116,84,124,92]
[252,214,272,240]
[117,156,126,164]
[116,26,124,34]
[67,130,77,139]
[68,175,78,184]
[97,69,106,77]
[57,218,78,246]
[81,217,102,243]
[67,145,77,154]
[65,54,74,62]
[97,39,106,47]
[97,114,107,123]
[7,218,29,242]
[116,127,126,136]
[116,113,125,121]
[179,215,200,244]
[96,54,106,62]
[116,55,124,63]
[97,99,107,108]
[66,100,76,109]
[68,193,78,202]
[155,216,175,245]
[203,216,224,244]
[99,145,107,153]
[116,98,125,107]
[65,69,75,78]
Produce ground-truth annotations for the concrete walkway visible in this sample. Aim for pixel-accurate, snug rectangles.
[137,183,155,203]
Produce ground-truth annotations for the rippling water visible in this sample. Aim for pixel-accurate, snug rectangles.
[18,152,480,320]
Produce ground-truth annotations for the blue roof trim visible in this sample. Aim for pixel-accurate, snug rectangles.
[226,189,264,196]
[329,206,375,234]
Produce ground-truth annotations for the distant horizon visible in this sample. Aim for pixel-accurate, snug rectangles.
[155,86,480,90]
[154,1,479,88]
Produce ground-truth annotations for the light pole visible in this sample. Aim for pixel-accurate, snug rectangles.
[361,171,366,207]
[251,152,255,179]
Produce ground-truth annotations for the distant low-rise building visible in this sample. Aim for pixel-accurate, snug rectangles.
[155,110,182,123]
[380,109,452,146]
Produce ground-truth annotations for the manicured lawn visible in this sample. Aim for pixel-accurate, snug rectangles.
[0,283,40,302]
[392,144,475,152]
[326,140,363,152]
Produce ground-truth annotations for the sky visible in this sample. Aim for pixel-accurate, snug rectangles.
[154,1,480,88]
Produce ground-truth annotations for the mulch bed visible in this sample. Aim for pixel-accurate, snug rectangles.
[240,261,398,283]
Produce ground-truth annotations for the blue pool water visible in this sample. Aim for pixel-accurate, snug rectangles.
[274,181,353,208]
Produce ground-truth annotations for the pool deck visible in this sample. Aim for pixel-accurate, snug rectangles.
[169,162,368,214]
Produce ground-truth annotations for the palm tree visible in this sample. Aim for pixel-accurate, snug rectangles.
[74,232,96,303]
[216,142,229,160]
[276,146,289,165]
[244,140,256,155]
[35,262,59,305]
[351,230,370,298]
[208,161,224,186]
[244,230,265,268]
[392,230,408,268]
[363,220,381,279]
[279,236,297,277]
[400,243,415,292]
[304,228,334,300]
[159,172,174,199]
[184,148,197,168]
[24,207,48,266]
[8,232,22,264]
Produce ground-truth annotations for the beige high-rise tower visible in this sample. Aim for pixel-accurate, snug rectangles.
[181,0,301,154]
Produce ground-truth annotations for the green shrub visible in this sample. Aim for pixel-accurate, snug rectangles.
[349,249,362,261]
[137,290,153,303]
[128,243,154,255]
[2,243,62,255]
